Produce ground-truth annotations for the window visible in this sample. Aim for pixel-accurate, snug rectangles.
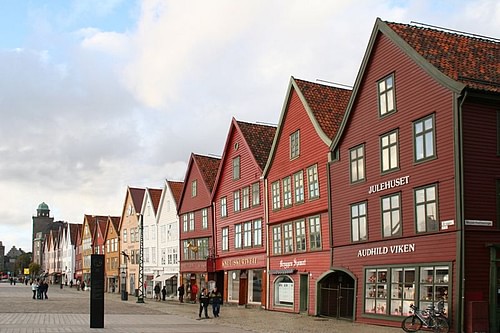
[382,193,401,237]
[160,225,166,243]
[151,247,156,264]
[244,221,252,247]
[234,190,240,212]
[235,224,242,249]
[272,181,281,210]
[191,180,197,197]
[294,171,304,203]
[283,177,292,207]
[144,226,149,240]
[183,215,188,232]
[189,212,195,231]
[415,185,438,232]
[350,145,365,183]
[222,227,229,251]
[272,226,281,255]
[144,247,150,263]
[295,220,306,252]
[161,248,166,265]
[283,223,293,253]
[252,182,260,206]
[242,186,250,210]
[202,208,208,229]
[221,197,227,217]
[254,219,262,246]
[351,202,368,242]
[307,164,319,199]
[274,276,294,307]
[233,156,240,180]
[378,74,395,116]
[364,264,449,317]
[414,115,435,162]
[309,216,321,250]
[381,131,399,172]
[197,238,208,259]
[290,130,300,159]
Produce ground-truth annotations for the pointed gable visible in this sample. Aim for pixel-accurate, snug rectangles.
[386,21,499,93]
[293,78,351,140]
[148,188,163,215]
[194,154,220,194]
[167,180,184,206]
[69,223,81,246]
[129,187,146,212]
[237,119,277,170]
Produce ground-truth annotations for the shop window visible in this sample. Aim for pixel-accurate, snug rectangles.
[364,264,450,317]
[228,270,240,302]
[274,275,294,307]
[365,268,388,314]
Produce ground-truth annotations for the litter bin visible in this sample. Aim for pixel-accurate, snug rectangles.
[121,291,128,301]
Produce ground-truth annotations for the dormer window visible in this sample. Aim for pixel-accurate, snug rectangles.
[378,74,396,117]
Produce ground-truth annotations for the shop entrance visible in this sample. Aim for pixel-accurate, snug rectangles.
[319,271,354,320]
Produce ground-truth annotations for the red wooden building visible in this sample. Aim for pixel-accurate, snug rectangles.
[177,153,220,301]
[263,77,351,315]
[212,118,276,307]
[328,19,499,332]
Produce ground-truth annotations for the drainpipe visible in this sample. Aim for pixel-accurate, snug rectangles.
[263,177,270,310]
[457,89,468,333]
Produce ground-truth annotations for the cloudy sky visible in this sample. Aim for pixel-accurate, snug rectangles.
[0,0,498,253]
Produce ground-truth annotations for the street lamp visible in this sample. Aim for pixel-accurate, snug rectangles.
[121,251,129,301]
[136,213,145,303]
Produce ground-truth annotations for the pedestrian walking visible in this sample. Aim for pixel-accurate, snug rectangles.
[154,283,161,301]
[191,284,198,303]
[31,280,38,299]
[70,280,73,288]
[43,280,49,299]
[177,284,185,303]
[210,287,222,317]
[81,280,85,291]
[76,279,80,291]
[161,285,167,301]
[198,288,210,319]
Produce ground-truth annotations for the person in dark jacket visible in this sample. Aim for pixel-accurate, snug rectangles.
[177,284,184,303]
[210,287,222,317]
[198,288,210,319]
[161,286,167,301]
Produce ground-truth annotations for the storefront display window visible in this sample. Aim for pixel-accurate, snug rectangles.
[364,264,449,317]
[274,275,294,307]
[228,270,240,302]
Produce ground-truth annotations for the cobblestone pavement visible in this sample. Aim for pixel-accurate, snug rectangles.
[0,282,402,333]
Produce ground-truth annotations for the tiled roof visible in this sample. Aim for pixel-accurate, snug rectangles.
[193,154,221,193]
[129,187,146,212]
[294,78,352,139]
[148,188,162,214]
[237,120,276,170]
[386,21,499,93]
[69,223,81,245]
[108,216,120,232]
[167,180,184,206]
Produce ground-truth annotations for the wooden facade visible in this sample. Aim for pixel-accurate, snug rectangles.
[212,118,276,307]
[329,19,499,332]
[264,77,350,315]
[177,153,220,301]
[104,216,120,293]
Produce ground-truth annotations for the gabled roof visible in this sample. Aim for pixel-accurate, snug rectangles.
[386,21,499,93]
[129,187,146,212]
[148,188,163,215]
[237,119,277,170]
[69,223,81,246]
[331,18,500,152]
[263,77,351,176]
[167,180,184,206]
[177,153,221,211]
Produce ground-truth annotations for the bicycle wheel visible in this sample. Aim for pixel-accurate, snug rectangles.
[401,315,423,332]
[432,316,450,333]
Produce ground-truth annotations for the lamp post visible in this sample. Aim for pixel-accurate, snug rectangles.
[137,213,145,303]
[120,251,129,301]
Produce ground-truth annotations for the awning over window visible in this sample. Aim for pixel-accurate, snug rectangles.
[153,273,177,281]
[269,269,296,275]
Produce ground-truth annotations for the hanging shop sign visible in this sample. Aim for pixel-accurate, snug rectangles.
[368,175,410,194]
[357,243,415,257]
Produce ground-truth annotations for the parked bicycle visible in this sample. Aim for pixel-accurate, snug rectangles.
[401,301,449,333]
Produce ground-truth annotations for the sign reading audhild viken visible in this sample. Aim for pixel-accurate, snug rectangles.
[357,243,415,257]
